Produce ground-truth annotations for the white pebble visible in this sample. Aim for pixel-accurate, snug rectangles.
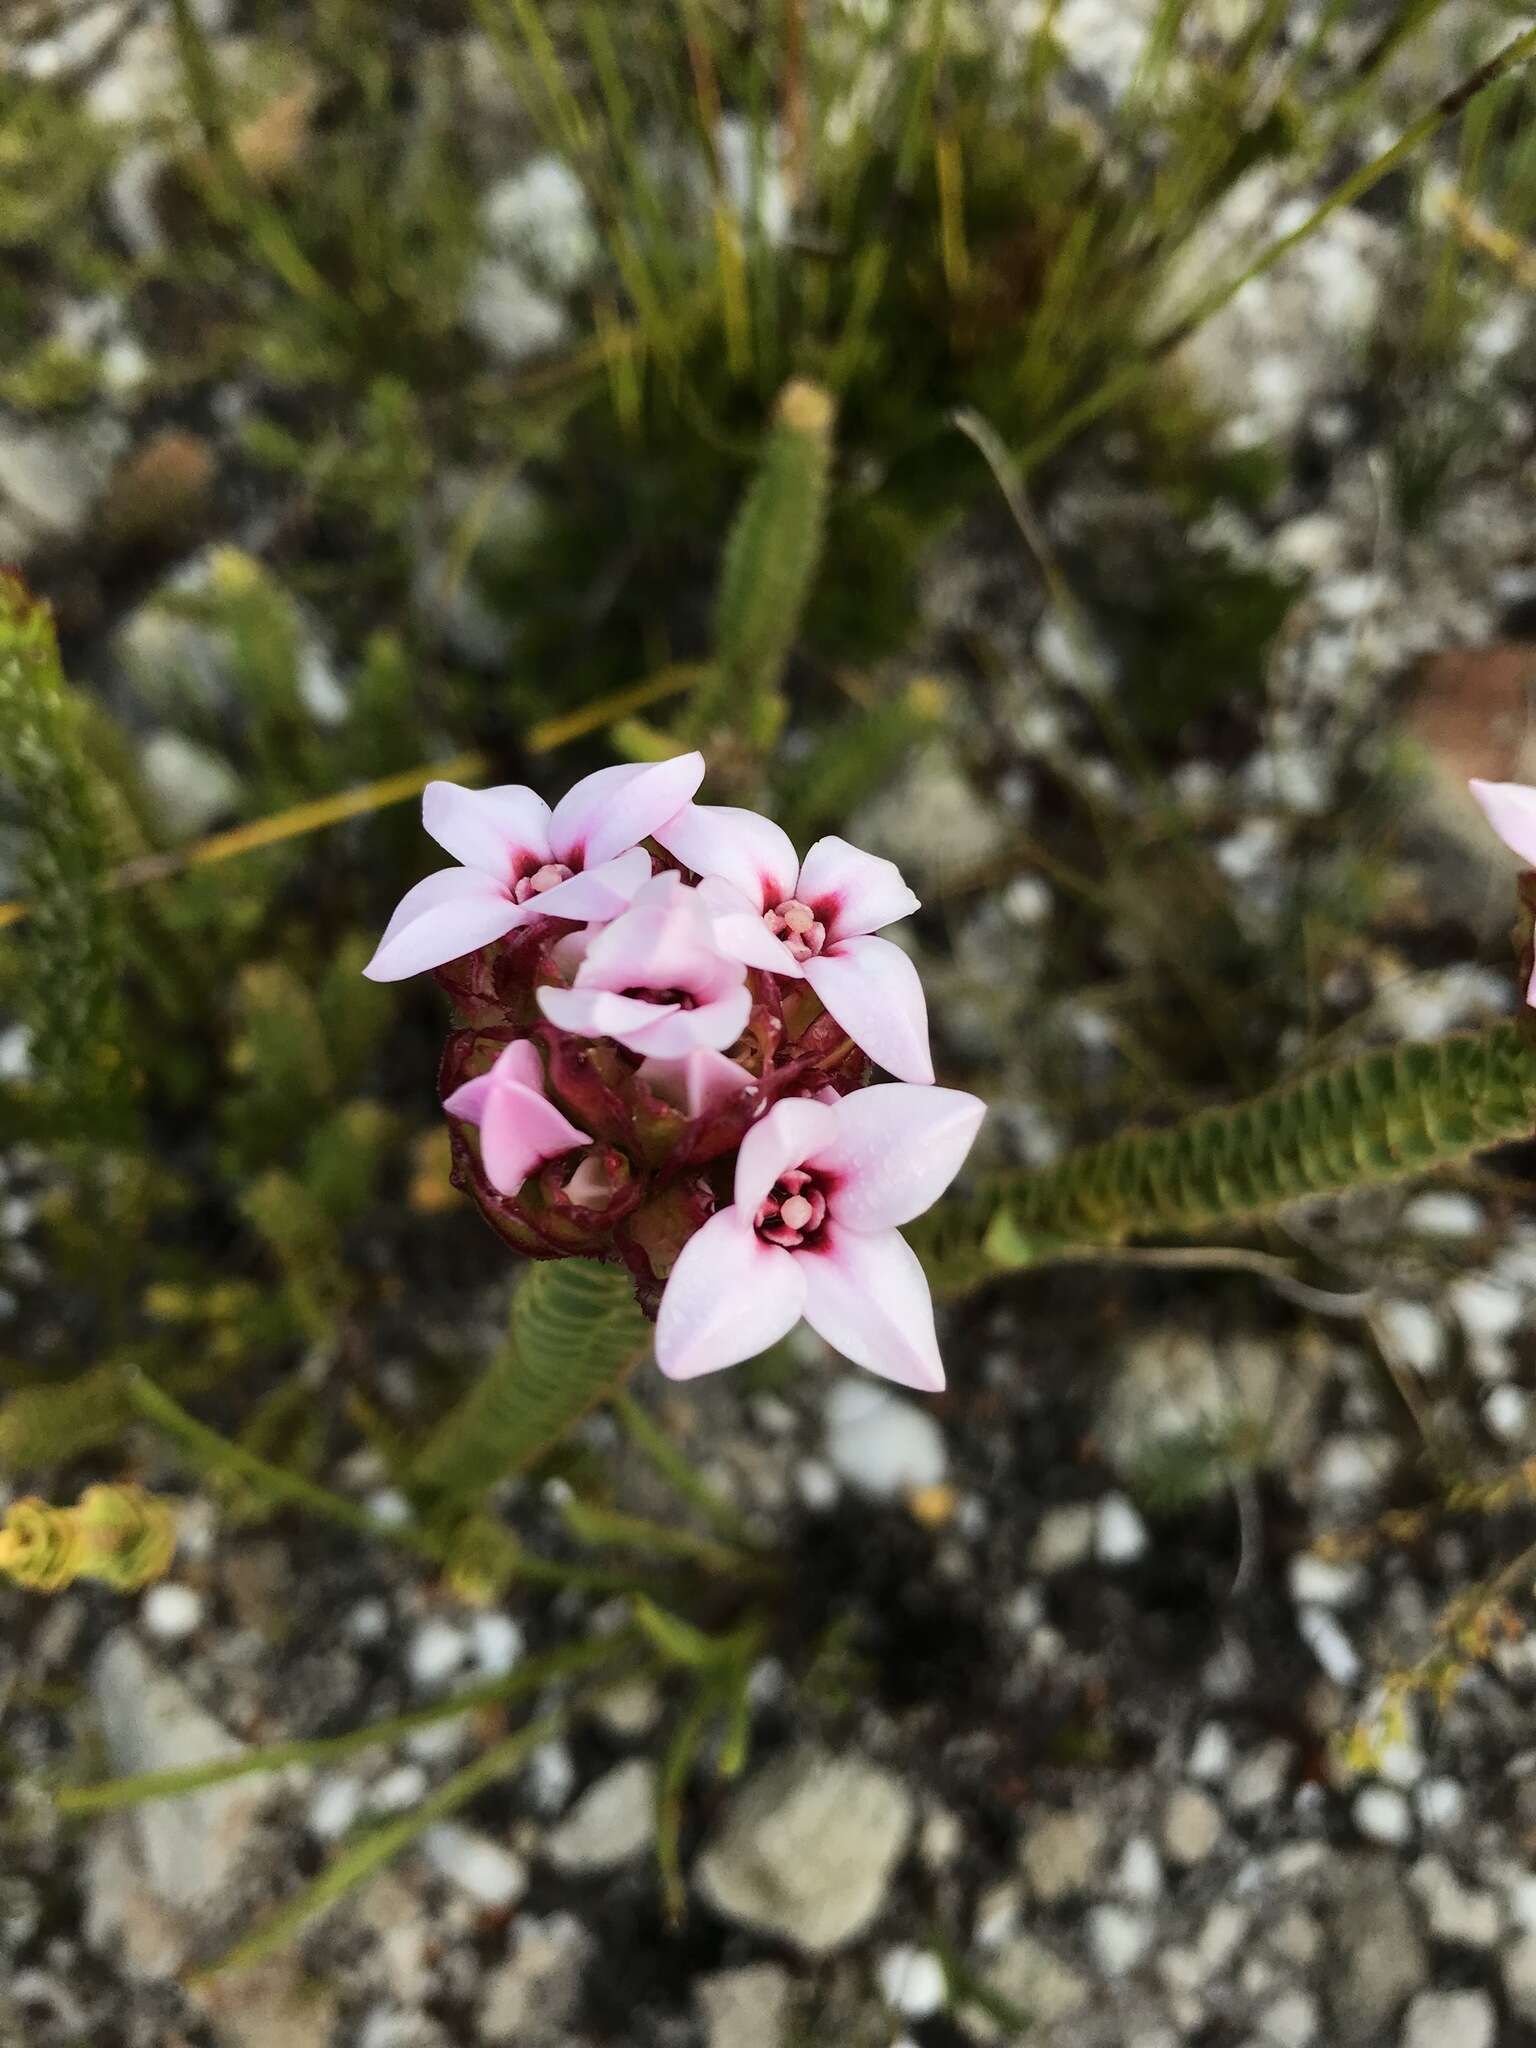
[1087,1904,1152,1977]
[1288,1554,1364,1608]
[421,1823,527,1908]
[1028,1503,1096,1573]
[1402,1989,1495,2048]
[1401,1193,1482,1239]
[1260,1988,1319,2048]
[1376,1300,1443,1377]
[1115,1836,1164,1900]
[1095,1494,1149,1565]
[1297,1606,1361,1685]
[1003,876,1052,926]
[877,1946,947,2018]
[1416,1779,1466,1831]
[1452,1275,1523,1343]
[141,1582,203,1641]
[410,1619,469,1690]
[370,1764,428,1815]
[795,1459,839,1511]
[526,1740,577,1815]
[308,1775,363,1841]
[1352,1784,1412,1846]
[1484,1385,1530,1443]
[471,1611,524,1677]
[366,1487,413,1528]
[1188,1722,1233,1782]
[347,1598,390,1643]
[823,1379,946,1498]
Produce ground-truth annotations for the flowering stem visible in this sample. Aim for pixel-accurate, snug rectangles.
[920,1020,1536,1285]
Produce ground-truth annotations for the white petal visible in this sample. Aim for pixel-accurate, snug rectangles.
[655,1209,806,1379]
[622,986,752,1057]
[525,847,653,924]
[733,1095,839,1216]
[1470,779,1536,867]
[796,834,920,940]
[653,802,799,908]
[803,937,933,1083]
[548,753,705,868]
[798,1226,944,1391]
[363,870,519,981]
[421,781,552,879]
[538,987,679,1042]
[809,1084,986,1231]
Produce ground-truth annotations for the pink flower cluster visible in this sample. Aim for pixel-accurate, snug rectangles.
[366,753,983,1389]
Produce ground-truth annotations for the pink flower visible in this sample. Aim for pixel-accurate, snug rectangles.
[655,1084,985,1389]
[442,1038,591,1195]
[363,753,705,981]
[654,804,932,1083]
[1471,779,1536,868]
[537,873,752,1057]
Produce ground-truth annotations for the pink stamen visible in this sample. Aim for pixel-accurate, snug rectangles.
[763,898,827,964]
[753,1169,830,1250]
[513,861,575,903]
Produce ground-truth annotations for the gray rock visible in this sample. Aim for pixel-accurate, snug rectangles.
[850,742,1009,885]
[88,1631,264,1915]
[1028,1504,1096,1573]
[1502,1929,1536,2021]
[1162,1785,1222,1867]
[823,1377,946,1498]
[0,413,127,555]
[1408,1855,1499,1947]
[962,1931,1090,2042]
[695,1964,793,2048]
[1328,1859,1428,2038]
[139,732,241,837]
[543,1759,656,1874]
[695,1745,913,1954]
[1401,1990,1495,2048]
[1020,1807,1106,1902]
[479,1913,590,2045]
[1103,1330,1321,1493]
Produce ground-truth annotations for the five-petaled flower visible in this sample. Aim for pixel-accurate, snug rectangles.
[363,753,704,980]
[655,802,932,1082]
[655,1086,985,1390]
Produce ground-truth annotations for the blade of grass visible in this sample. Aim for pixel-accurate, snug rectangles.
[190,1709,566,1979]
[1015,21,1536,475]
[58,1634,634,1814]
[610,1391,756,1545]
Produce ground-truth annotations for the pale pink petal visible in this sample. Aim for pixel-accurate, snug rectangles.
[477,1084,590,1194]
[1470,779,1536,868]
[798,1225,944,1391]
[441,1072,495,1122]
[655,1209,806,1380]
[363,869,519,981]
[795,834,920,941]
[421,781,552,880]
[538,987,679,1041]
[520,847,653,925]
[733,1096,839,1216]
[695,877,804,976]
[653,802,799,908]
[578,900,743,1003]
[809,1084,985,1231]
[548,752,706,868]
[491,1039,548,1093]
[622,987,752,1057]
[637,1048,758,1118]
[803,936,934,1083]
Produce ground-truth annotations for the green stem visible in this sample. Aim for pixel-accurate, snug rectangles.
[610,1391,757,1545]
[1015,21,1536,475]
[559,1496,767,1578]
[919,1019,1536,1284]
[57,1634,634,1815]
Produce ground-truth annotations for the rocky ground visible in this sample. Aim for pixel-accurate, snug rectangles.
[5,2,1536,2046]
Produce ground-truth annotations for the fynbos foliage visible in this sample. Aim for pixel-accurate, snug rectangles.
[0,574,128,1133]
[915,1022,1536,1283]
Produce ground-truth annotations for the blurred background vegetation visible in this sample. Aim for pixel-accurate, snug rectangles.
[3,0,1536,1995]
